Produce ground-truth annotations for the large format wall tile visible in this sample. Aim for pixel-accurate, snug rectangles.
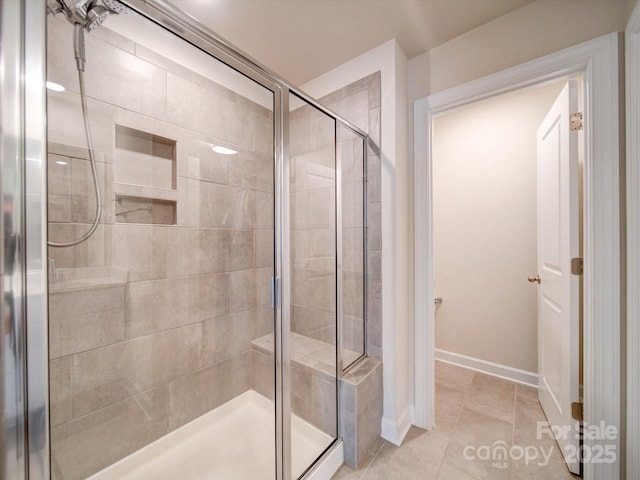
[198,273,231,320]
[47,224,112,270]
[329,90,370,133]
[199,182,257,229]
[48,17,168,121]
[202,309,256,366]
[126,276,201,338]
[49,357,73,428]
[251,348,275,400]
[339,358,383,468]
[165,227,201,277]
[111,225,168,281]
[167,73,253,150]
[60,306,125,357]
[51,387,169,480]
[50,285,126,357]
[168,352,250,431]
[71,323,202,418]
[47,91,117,157]
[292,268,336,314]
[291,305,334,344]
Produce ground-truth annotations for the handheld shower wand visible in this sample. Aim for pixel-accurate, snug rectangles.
[74,22,86,72]
[47,0,131,248]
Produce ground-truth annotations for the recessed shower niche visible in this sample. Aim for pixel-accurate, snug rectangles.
[115,195,176,225]
[114,125,177,190]
[113,125,178,225]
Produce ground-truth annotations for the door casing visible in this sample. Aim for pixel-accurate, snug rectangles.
[413,32,623,480]
[626,3,640,480]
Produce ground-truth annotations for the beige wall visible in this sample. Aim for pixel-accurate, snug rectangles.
[409,0,629,380]
[432,82,566,373]
[408,0,630,102]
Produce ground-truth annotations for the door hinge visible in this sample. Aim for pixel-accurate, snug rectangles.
[571,257,583,276]
[571,401,584,422]
[570,112,583,131]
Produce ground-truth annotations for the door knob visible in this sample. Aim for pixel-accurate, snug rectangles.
[528,275,541,284]
[434,297,443,305]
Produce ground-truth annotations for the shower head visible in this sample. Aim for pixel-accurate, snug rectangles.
[49,0,132,71]
[85,0,133,30]
[50,0,132,31]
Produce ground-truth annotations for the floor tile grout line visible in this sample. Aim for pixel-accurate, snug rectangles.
[512,385,517,445]
[431,431,452,480]
[431,363,474,480]
[510,384,517,480]
[358,440,385,479]
[456,370,475,425]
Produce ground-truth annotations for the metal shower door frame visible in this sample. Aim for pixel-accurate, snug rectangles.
[0,0,50,479]
[10,0,370,478]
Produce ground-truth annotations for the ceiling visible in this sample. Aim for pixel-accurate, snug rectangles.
[169,0,534,86]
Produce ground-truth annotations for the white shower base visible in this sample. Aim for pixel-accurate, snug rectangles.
[89,390,340,480]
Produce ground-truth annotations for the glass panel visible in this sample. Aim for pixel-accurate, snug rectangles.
[339,124,366,369]
[289,94,338,478]
[46,6,276,479]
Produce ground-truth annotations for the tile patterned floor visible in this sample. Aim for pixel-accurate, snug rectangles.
[332,361,580,480]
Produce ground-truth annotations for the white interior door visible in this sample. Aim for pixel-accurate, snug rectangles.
[536,81,580,475]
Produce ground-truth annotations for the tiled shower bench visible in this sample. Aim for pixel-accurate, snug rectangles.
[251,332,382,468]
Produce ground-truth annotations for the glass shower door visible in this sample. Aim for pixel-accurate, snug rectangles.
[288,94,339,478]
[46,6,278,479]
[338,123,366,369]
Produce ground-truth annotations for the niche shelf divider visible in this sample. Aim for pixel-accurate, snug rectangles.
[113,124,178,225]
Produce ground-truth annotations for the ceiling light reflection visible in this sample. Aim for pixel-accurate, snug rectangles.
[46,81,66,92]
[211,145,238,155]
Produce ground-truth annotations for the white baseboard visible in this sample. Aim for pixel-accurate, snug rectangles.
[381,405,412,446]
[435,349,538,387]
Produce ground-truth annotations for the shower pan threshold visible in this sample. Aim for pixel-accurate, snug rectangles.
[88,389,340,480]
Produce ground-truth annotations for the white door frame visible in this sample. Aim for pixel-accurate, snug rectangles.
[626,3,640,479]
[413,33,622,480]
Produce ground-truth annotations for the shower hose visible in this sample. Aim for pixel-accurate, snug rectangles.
[48,24,102,248]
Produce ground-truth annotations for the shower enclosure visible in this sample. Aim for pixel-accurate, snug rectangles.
[1,0,367,479]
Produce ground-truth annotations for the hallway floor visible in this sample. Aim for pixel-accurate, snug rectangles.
[333,361,579,480]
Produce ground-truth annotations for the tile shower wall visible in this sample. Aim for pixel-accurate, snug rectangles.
[318,74,383,467]
[289,101,337,345]
[47,16,273,480]
[291,73,382,359]
[339,125,365,357]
